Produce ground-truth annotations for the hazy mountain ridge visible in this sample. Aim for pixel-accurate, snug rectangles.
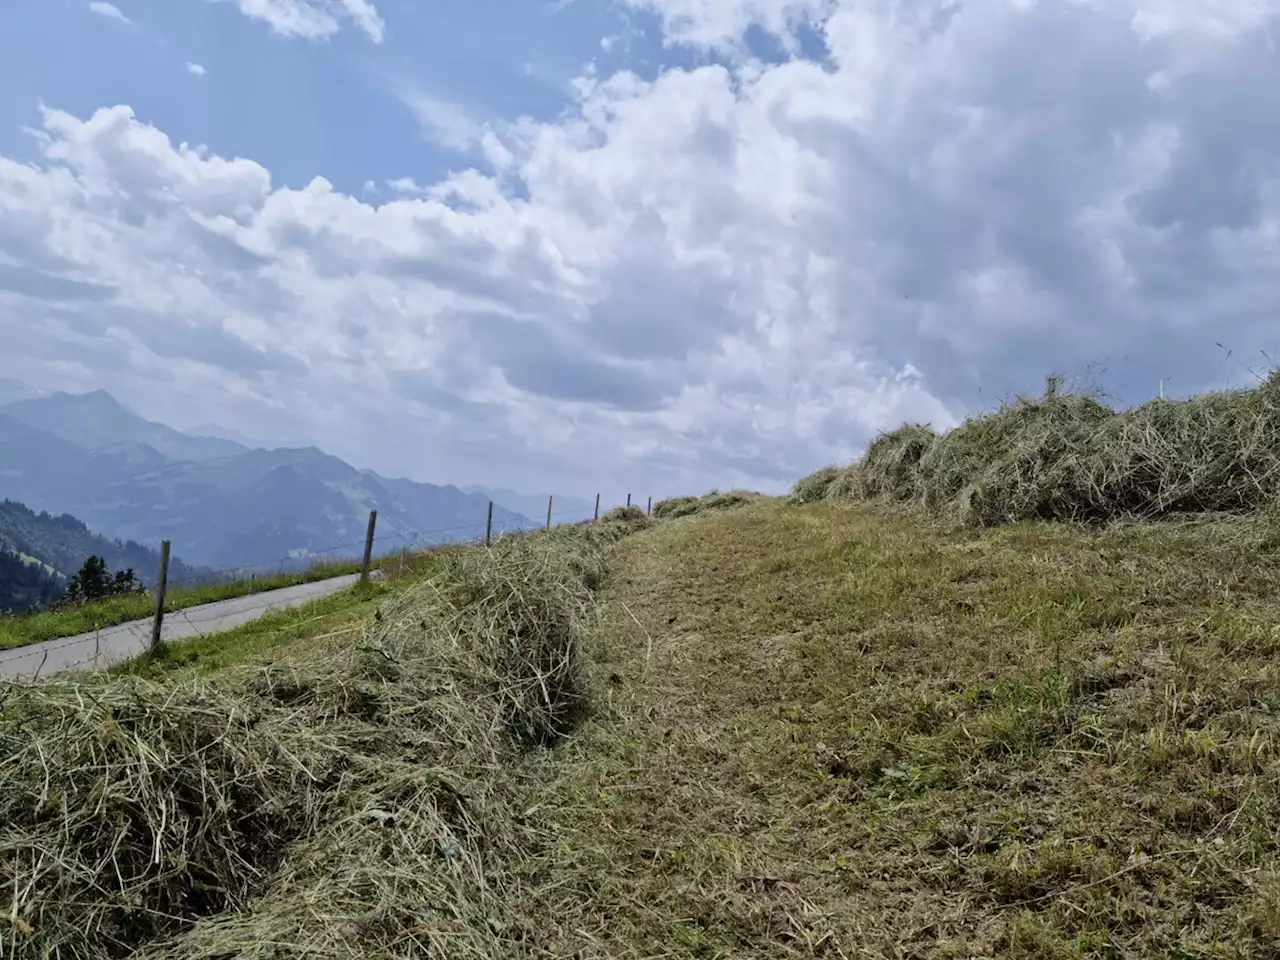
[0,392,535,570]
[2,390,248,463]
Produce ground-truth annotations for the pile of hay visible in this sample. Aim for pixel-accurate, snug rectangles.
[811,372,1280,526]
[651,490,759,520]
[599,505,652,534]
[0,524,626,960]
[1045,380,1280,520]
[919,395,1112,525]
[786,466,839,505]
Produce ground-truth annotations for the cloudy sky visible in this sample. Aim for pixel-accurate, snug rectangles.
[1,0,1278,499]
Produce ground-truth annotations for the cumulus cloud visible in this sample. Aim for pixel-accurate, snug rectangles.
[225,0,385,42]
[385,177,428,196]
[624,0,832,51]
[185,62,208,76]
[4,0,1280,497]
[88,1,132,24]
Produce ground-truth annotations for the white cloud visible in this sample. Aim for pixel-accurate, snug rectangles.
[185,62,208,76]
[88,1,132,24]
[5,1,1280,497]
[1131,0,1278,39]
[385,177,427,196]
[392,87,481,150]
[226,0,385,42]
[623,0,831,51]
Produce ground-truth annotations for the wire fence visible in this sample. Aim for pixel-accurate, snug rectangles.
[159,502,614,589]
[0,494,650,676]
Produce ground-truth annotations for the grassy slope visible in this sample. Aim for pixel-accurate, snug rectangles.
[520,498,1280,958]
[0,555,404,651]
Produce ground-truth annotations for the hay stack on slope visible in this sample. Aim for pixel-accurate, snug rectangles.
[787,466,839,505]
[1046,376,1280,520]
[919,395,1113,524]
[847,424,938,503]
[812,372,1280,526]
[1,524,621,960]
[652,490,759,520]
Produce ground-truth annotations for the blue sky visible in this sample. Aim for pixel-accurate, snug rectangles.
[1,0,1279,499]
[0,0,657,191]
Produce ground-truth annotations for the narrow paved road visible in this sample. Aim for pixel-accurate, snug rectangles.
[0,574,362,681]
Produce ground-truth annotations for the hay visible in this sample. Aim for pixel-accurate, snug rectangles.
[599,505,651,534]
[816,372,1280,526]
[652,490,760,520]
[787,467,839,505]
[843,424,938,503]
[919,396,1111,525]
[1045,379,1280,521]
[0,523,624,959]
[651,496,700,519]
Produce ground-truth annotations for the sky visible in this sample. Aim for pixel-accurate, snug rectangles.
[1,0,1279,500]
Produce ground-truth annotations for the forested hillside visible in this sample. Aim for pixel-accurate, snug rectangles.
[0,549,63,613]
[0,499,200,612]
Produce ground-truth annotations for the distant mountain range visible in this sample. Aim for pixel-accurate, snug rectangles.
[0,384,537,571]
[2,390,248,462]
[0,498,203,612]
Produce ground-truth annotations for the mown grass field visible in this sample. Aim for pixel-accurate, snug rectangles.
[517,498,1280,958]
[6,496,1279,958]
[0,553,412,651]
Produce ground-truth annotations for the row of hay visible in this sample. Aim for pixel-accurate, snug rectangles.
[793,371,1280,525]
[0,515,640,960]
[651,490,759,520]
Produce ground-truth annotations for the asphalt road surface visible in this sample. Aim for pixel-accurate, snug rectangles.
[0,574,362,681]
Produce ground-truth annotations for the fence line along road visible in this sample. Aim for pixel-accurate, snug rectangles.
[0,493,651,682]
[0,573,366,681]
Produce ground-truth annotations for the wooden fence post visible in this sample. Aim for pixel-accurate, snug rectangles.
[361,509,377,582]
[486,501,493,545]
[626,493,631,508]
[546,494,553,531]
[149,539,170,655]
[594,493,600,521]
[647,496,652,516]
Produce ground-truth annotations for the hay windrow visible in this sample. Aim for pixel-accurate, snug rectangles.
[0,522,626,960]
[844,423,938,504]
[652,490,760,520]
[786,466,838,505]
[817,372,1280,525]
[598,505,651,534]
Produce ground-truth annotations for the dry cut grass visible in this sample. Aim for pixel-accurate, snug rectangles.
[0,518,635,959]
[805,371,1280,526]
[9,495,1280,958]
[653,490,762,520]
